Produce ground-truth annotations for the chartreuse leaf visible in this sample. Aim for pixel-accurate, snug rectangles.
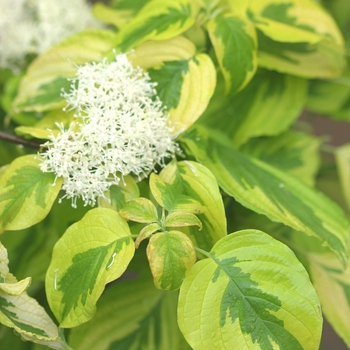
[128,35,196,70]
[199,69,307,147]
[99,175,140,212]
[0,243,68,349]
[159,161,227,251]
[305,247,350,348]
[13,30,117,113]
[114,0,198,52]
[147,231,196,290]
[92,2,134,28]
[69,249,191,350]
[148,53,216,136]
[119,197,159,224]
[45,208,135,328]
[249,0,346,77]
[135,223,161,248]
[0,155,62,233]
[240,131,321,186]
[15,109,75,140]
[165,211,202,229]
[207,13,257,94]
[336,143,350,211]
[149,172,202,214]
[178,230,322,350]
[181,126,349,265]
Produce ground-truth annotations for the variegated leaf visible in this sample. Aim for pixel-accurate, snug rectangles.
[46,208,135,328]
[181,126,349,265]
[178,230,322,350]
[207,13,257,94]
[159,160,227,251]
[114,0,198,52]
[336,143,350,211]
[119,198,159,224]
[0,155,62,233]
[249,0,346,78]
[13,30,118,113]
[147,231,196,290]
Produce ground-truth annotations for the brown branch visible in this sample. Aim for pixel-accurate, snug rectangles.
[0,130,42,150]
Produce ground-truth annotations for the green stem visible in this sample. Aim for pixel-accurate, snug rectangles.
[194,246,212,259]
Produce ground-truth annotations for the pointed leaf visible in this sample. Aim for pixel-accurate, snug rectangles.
[46,208,135,328]
[336,143,350,211]
[135,223,161,248]
[114,0,198,52]
[241,131,321,186]
[307,248,350,348]
[148,53,216,135]
[207,14,257,94]
[147,231,196,290]
[0,243,67,349]
[99,175,140,211]
[13,30,118,113]
[200,69,307,147]
[0,155,62,233]
[249,1,346,78]
[119,197,159,224]
[159,160,227,251]
[69,250,190,350]
[181,126,349,265]
[149,172,202,214]
[178,230,322,350]
[166,211,202,229]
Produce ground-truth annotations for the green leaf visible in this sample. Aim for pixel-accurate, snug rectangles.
[306,247,350,348]
[306,67,350,121]
[135,223,161,248]
[13,30,118,113]
[207,14,257,94]
[149,172,202,214]
[165,211,202,229]
[119,197,159,224]
[69,249,190,350]
[45,208,135,328]
[249,0,346,78]
[148,53,216,136]
[147,231,196,290]
[114,0,198,51]
[92,3,134,28]
[336,143,350,212]
[15,109,75,140]
[159,160,227,251]
[181,126,349,265]
[0,243,68,349]
[0,155,62,233]
[99,176,140,211]
[178,230,322,350]
[240,131,321,186]
[200,69,307,147]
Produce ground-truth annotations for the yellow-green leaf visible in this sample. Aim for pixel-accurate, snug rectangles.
[0,155,62,233]
[336,143,350,212]
[159,161,227,251]
[114,0,198,52]
[147,231,196,290]
[119,197,159,224]
[182,126,349,265]
[249,0,346,78]
[13,29,118,113]
[135,223,161,248]
[178,230,322,350]
[207,13,257,94]
[165,211,202,230]
[46,208,135,328]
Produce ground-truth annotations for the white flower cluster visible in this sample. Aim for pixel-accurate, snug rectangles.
[0,0,101,71]
[40,53,176,208]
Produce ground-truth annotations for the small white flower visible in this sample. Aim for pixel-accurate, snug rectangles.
[40,53,176,208]
[0,0,101,71]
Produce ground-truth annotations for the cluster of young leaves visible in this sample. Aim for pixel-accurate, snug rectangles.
[0,0,350,349]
